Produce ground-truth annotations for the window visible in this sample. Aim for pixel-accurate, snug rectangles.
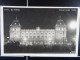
[14,33,16,35]
[45,33,47,35]
[45,36,47,38]
[33,33,35,35]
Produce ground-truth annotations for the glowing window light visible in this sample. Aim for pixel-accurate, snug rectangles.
[23,37,27,41]
[48,37,52,40]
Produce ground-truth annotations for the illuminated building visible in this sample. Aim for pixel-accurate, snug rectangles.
[10,17,67,46]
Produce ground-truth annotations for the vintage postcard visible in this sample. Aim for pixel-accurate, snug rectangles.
[1,6,79,57]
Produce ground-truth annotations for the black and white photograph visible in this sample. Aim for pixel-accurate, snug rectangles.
[1,6,79,56]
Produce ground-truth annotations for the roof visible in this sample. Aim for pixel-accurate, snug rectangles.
[10,17,21,26]
[55,16,66,27]
[56,19,65,25]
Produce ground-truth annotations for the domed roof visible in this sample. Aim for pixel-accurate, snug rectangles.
[56,19,65,25]
[55,16,66,26]
[10,17,21,26]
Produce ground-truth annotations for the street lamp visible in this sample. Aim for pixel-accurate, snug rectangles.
[69,21,77,30]
[68,20,77,50]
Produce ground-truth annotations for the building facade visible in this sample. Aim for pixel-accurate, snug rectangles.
[10,17,67,46]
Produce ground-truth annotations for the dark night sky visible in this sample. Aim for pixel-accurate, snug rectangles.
[0,0,27,6]
[28,0,80,7]
[3,8,77,37]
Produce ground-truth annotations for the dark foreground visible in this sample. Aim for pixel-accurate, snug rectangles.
[4,42,75,53]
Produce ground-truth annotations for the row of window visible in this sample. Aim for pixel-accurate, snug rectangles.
[21,36,54,38]
[20,41,64,46]
[10,32,66,36]
[56,28,66,30]
[21,32,55,35]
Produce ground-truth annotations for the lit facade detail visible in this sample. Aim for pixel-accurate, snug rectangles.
[10,17,67,46]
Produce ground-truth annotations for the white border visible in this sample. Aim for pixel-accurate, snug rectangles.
[1,6,79,57]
